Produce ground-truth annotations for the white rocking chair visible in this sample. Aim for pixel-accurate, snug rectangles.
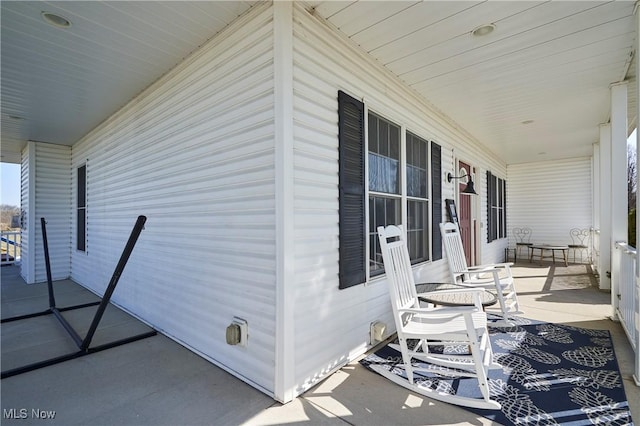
[440,222,522,325]
[374,224,501,409]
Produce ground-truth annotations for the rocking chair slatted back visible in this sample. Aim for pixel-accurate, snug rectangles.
[439,221,522,324]
[440,222,469,282]
[378,225,419,315]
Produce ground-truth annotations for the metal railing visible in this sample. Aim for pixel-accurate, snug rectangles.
[614,241,640,385]
[1,231,21,265]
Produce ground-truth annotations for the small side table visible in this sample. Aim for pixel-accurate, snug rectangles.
[416,283,497,308]
[528,244,569,267]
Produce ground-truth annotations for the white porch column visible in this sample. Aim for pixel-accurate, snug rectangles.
[599,124,612,291]
[610,82,628,319]
[635,3,640,386]
[636,0,640,279]
[21,141,37,284]
[592,142,600,272]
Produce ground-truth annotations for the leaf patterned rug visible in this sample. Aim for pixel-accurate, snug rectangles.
[361,317,633,425]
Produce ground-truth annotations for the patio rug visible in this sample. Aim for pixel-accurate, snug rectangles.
[361,317,634,425]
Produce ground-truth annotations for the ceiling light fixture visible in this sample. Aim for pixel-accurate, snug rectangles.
[521,120,535,125]
[471,23,495,37]
[41,11,72,28]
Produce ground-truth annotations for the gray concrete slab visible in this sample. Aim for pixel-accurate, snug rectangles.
[2,263,639,426]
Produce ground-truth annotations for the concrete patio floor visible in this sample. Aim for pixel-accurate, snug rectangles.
[1,263,638,425]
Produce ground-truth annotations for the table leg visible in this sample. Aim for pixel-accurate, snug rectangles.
[563,249,568,267]
[552,250,556,264]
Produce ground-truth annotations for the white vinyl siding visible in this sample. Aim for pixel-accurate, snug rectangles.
[290,4,508,395]
[35,143,72,282]
[507,158,592,248]
[20,142,72,284]
[71,3,276,395]
[19,144,32,283]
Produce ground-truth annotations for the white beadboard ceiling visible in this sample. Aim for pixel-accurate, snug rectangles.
[1,1,637,165]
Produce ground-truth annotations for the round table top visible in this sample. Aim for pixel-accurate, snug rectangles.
[530,244,569,249]
[415,283,497,307]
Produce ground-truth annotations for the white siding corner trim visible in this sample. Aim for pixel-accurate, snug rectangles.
[274,0,296,404]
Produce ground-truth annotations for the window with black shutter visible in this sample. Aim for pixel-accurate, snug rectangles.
[337,91,439,288]
[77,164,87,252]
[487,171,507,242]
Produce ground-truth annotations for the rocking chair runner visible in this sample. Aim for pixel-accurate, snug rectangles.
[440,222,522,324]
[375,225,501,409]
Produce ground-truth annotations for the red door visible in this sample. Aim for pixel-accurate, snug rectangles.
[458,162,474,266]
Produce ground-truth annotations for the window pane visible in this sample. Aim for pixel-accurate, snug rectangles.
[369,153,399,194]
[491,175,497,206]
[389,123,399,159]
[368,114,378,154]
[406,166,426,198]
[369,196,400,274]
[407,200,429,263]
[77,209,86,251]
[77,165,86,208]
[406,132,428,198]
[379,120,389,156]
[369,198,375,233]
[368,114,400,195]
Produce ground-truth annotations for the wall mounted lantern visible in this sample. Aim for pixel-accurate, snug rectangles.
[447,172,478,195]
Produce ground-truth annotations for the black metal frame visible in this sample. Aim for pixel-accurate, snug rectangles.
[1,215,156,379]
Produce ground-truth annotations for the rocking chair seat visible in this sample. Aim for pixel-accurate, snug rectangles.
[402,308,488,339]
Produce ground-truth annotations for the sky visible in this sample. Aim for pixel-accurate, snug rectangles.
[0,130,637,208]
[1,163,21,207]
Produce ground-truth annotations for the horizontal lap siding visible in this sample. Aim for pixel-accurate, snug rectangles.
[507,158,592,247]
[34,144,72,282]
[20,146,31,283]
[71,4,276,394]
[291,5,506,394]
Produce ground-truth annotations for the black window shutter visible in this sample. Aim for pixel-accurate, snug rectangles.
[431,142,442,260]
[487,171,494,243]
[338,91,366,289]
[502,180,507,238]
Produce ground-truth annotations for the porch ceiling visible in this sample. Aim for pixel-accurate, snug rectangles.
[1,1,636,166]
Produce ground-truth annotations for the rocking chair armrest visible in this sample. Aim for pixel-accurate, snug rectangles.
[417,287,487,298]
[461,266,500,274]
[483,262,513,269]
[466,262,512,272]
[399,306,480,318]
